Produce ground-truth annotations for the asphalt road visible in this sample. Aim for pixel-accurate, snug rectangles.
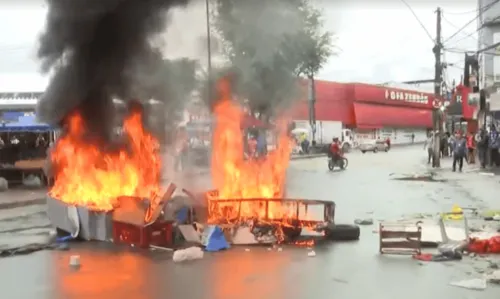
[1,145,500,299]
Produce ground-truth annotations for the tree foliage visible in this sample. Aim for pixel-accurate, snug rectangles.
[288,1,335,79]
[212,0,334,116]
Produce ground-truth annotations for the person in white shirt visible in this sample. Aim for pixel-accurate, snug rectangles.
[424,133,434,164]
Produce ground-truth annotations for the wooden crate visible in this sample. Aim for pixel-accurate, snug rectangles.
[379,221,422,255]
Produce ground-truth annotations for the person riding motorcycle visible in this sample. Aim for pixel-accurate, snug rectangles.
[329,137,343,164]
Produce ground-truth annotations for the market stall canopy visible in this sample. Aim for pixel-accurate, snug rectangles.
[0,115,52,132]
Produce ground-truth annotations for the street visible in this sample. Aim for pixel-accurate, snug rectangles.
[0,145,499,299]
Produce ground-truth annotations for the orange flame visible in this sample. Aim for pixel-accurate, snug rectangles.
[209,78,294,223]
[49,107,161,211]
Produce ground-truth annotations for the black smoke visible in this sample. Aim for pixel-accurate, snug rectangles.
[37,0,190,142]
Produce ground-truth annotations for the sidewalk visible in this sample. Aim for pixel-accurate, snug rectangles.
[290,153,324,160]
[0,189,46,210]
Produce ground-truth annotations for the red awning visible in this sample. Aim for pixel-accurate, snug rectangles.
[353,103,432,128]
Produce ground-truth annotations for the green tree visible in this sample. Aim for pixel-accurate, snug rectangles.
[289,1,334,79]
[212,0,334,120]
[285,0,334,141]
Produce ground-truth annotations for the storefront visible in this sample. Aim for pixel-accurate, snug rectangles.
[289,81,436,145]
[349,83,435,144]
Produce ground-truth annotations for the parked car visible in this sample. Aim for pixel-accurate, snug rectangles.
[359,139,389,153]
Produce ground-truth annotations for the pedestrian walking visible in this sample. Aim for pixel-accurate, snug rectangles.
[488,125,500,167]
[475,128,488,169]
[424,132,434,165]
[452,132,467,172]
[411,133,415,144]
[440,133,447,158]
[447,132,455,157]
[466,131,476,164]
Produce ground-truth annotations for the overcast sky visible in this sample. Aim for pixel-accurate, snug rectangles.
[0,0,479,91]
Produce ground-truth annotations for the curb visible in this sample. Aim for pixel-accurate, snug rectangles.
[0,198,46,210]
[290,154,324,160]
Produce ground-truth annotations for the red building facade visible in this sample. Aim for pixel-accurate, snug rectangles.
[291,80,436,128]
[289,80,437,144]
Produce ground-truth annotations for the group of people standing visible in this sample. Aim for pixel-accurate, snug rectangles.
[424,125,500,172]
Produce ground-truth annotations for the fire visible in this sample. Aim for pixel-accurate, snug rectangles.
[210,78,294,223]
[49,106,161,211]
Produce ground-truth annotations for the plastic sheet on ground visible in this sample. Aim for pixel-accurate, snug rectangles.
[0,178,8,192]
[203,226,230,252]
[22,175,42,188]
[172,246,204,262]
[449,278,487,290]
[468,236,500,254]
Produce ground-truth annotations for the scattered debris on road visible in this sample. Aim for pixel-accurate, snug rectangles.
[379,221,422,255]
[172,246,204,263]
[486,270,500,284]
[69,255,80,268]
[449,278,487,290]
[391,172,447,183]
[354,218,373,225]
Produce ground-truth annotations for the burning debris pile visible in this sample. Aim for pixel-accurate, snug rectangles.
[39,0,191,244]
[202,79,327,244]
[50,104,161,211]
[38,0,190,202]
[38,0,342,249]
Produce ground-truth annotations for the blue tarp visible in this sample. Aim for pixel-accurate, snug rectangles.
[204,226,230,252]
[0,115,52,132]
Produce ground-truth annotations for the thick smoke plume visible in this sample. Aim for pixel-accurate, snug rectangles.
[37,0,190,141]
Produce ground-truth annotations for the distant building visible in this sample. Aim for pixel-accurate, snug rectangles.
[478,0,500,90]
[0,92,41,110]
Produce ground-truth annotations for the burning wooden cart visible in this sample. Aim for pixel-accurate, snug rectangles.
[200,190,359,244]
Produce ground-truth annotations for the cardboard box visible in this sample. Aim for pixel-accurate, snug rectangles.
[112,183,177,226]
[47,183,177,241]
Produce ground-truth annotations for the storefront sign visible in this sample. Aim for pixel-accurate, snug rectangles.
[384,90,429,104]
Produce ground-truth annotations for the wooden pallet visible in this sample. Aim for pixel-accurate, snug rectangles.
[379,221,422,255]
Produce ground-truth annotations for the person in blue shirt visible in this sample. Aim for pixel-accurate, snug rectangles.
[452,132,467,172]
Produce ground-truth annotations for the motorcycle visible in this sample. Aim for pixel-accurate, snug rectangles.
[327,155,348,171]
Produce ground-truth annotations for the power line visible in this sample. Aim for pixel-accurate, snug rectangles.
[442,15,480,45]
[444,47,500,56]
[399,0,434,42]
[444,8,481,15]
[443,0,500,44]
[447,30,479,47]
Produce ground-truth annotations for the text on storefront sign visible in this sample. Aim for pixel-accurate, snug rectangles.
[385,90,428,104]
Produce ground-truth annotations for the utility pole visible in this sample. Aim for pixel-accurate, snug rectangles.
[308,76,316,144]
[432,7,443,168]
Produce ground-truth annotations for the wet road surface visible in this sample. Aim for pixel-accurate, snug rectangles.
[1,145,500,299]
